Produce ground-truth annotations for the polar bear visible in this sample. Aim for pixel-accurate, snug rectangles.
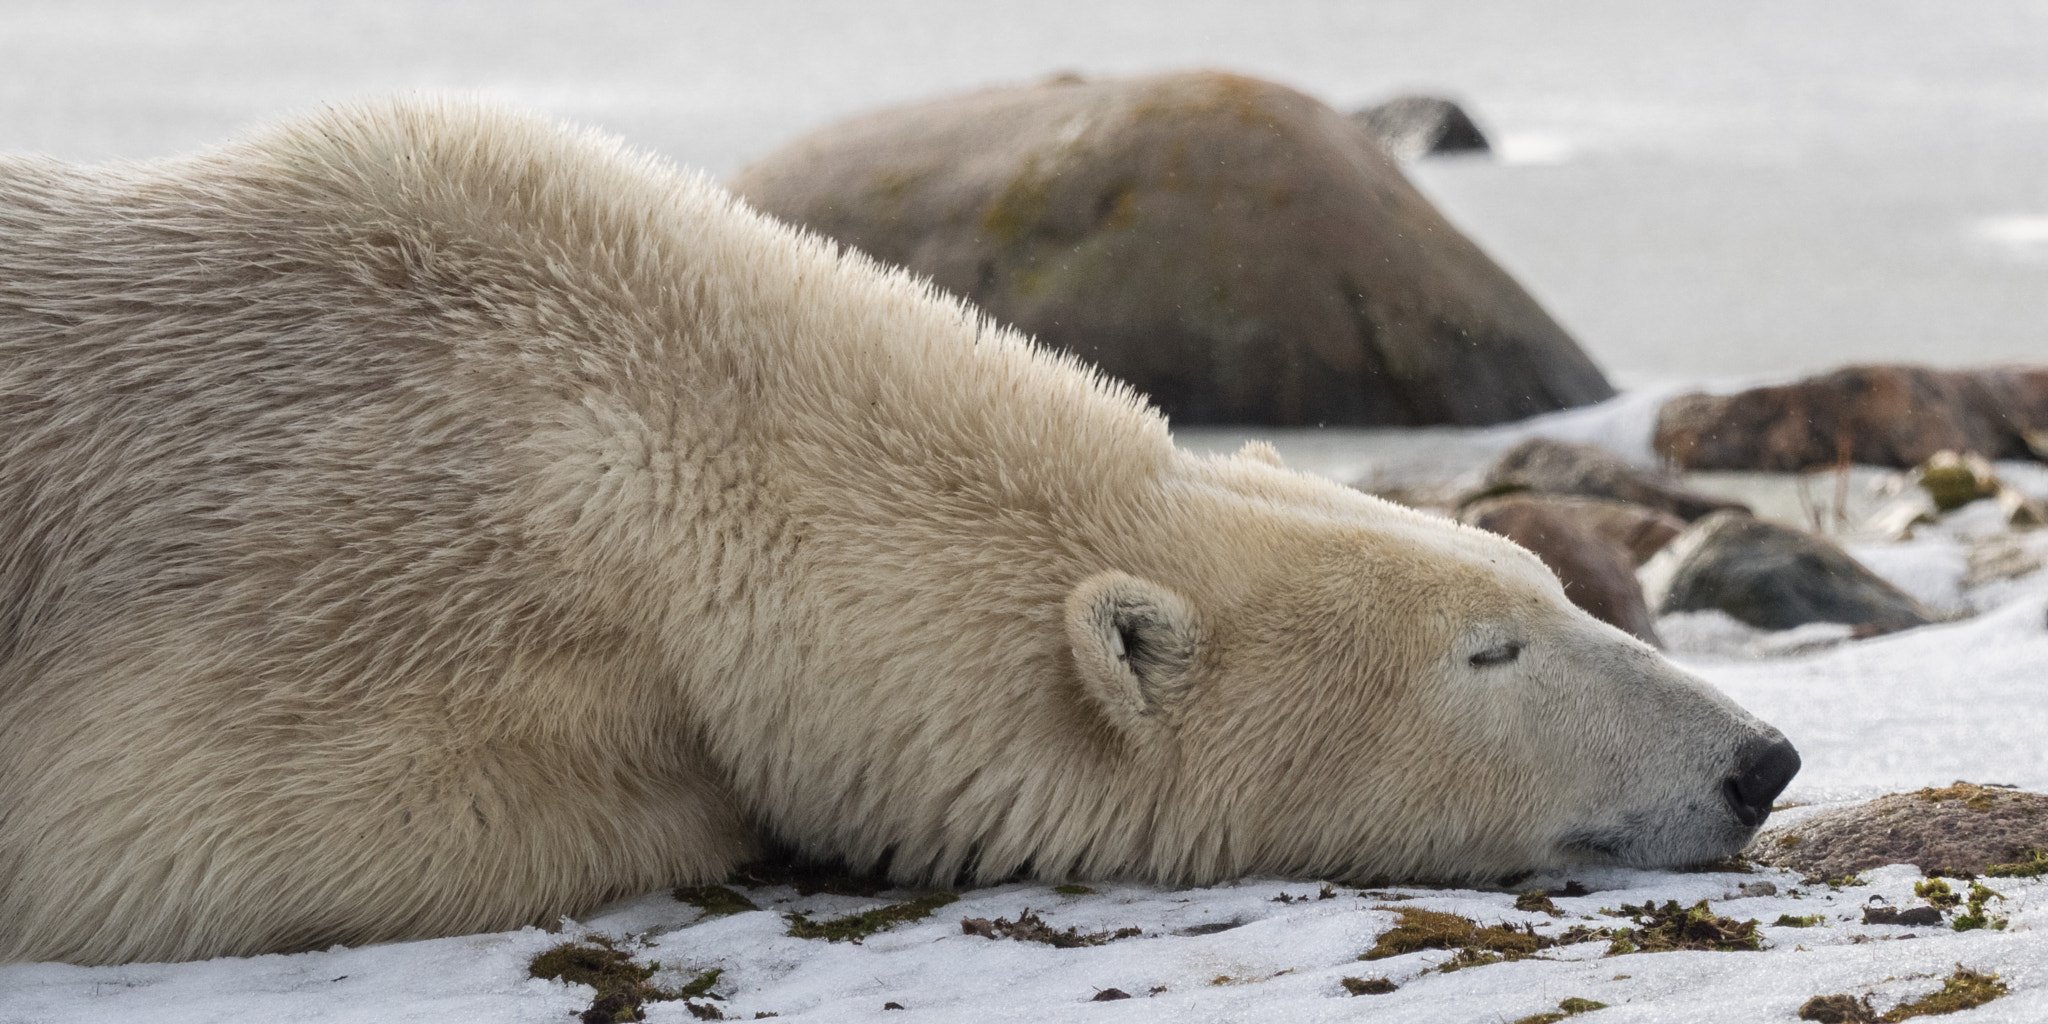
[0,99,1798,965]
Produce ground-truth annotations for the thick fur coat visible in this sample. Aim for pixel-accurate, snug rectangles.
[0,100,1792,965]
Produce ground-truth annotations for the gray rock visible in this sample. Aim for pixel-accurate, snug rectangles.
[1640,511,1932,633]
[732,71,1614,427]
[1478,437,1748,522]
[1352,95,1491,159]
[1750,783,2048,879]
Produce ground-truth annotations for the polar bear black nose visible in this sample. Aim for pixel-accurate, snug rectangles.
[1722,737,1801,827]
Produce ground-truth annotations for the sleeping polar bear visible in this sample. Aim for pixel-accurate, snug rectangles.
[0,99,1798,965]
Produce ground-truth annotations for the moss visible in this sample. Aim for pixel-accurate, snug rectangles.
[1604,901,1761,955]
[1799,994,1876,1022]
[1683,854,1755,873]
[1917,453,1998,512]
[959,909,1140,947]
[1774,914,1826,927]
[1515,891,1564,916]
[1913,879,1960,909]
[1914,783,1997,813]
[1950,883,2007,932]
[1341,976,1397,995]
[675,886,760,919]
[1881,966,2007,1020]
[529,939,654,994]
[676,969,723,1000]
[784,892,959,942]
[979,155,1055,244]
[1804,874,1868,890]
[529,938,719,1023]
[1052,884,1095,896]
[1512,996,1610,1023]
[1983,848,2048,878]
[1359,907,1552,966]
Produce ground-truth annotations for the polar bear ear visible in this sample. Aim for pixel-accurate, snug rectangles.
[1065,571,1203,725]
[1235,440,1284,467]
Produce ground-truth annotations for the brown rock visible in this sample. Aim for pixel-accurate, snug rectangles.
[733,71,1614,426]
[1749,783,2048,878]
[1461,494,1661,644]
[1654,365,2048,471]
[1479,437,1747,522]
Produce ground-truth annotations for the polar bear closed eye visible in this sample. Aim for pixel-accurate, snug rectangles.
[0,98,1793,965]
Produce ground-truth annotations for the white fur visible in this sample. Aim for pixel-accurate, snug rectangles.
[0,98,1784,965]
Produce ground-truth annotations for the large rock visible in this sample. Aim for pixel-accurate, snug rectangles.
[1750,783,2048,879]
[733,71,1615,426]
[1654,365,2048,471]
[1461,494,1662,644]
[1640,511,1933,633]
[1478,437,1748,522]
[1352,95,1490,158]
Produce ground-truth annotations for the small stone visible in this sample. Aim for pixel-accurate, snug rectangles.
[1861,905,1944,927]
[1091,989,1132,1002]
[1352,95,1491,158]
[1737,881,1778,898]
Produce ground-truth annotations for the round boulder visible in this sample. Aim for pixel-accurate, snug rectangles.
[1639,511,1932,633]
[732,71,1614,426]
[1751,783,2048,879]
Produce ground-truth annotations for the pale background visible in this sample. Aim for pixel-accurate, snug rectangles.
[4,0,2045,385]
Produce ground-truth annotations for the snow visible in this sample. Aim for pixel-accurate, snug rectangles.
[6,417,2047,1023]
[6,866,2046,1022]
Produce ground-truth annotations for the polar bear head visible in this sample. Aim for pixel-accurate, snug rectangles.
[1054,446,1797,883]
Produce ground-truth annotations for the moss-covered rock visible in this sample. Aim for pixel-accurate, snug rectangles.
[1750,783,2048,878]
[734,71,1613,426]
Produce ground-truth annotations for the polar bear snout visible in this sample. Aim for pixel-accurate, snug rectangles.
[1721,736,1801,828]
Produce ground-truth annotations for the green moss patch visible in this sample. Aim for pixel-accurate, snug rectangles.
[1984,848,2048,878]
[1884,967,2008,1020]
[1774,914,1826,927]
[1802,966,2011,1023]
[959,908,1141,947]
[1359,907,1554,971]
[674,886,760,919]
[1604,901,1761,955]
[1915,783,1998,813]
[1798,994,1877,1022]
[785,892,959,943]
[1515,891,1564,916]
[1512,997,1609,1023]
[1950,882,2007,932]
[528,938,723,1023]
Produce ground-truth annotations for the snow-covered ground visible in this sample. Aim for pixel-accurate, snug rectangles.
[6,398,2047,1024]
[8,865,2044,1024]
